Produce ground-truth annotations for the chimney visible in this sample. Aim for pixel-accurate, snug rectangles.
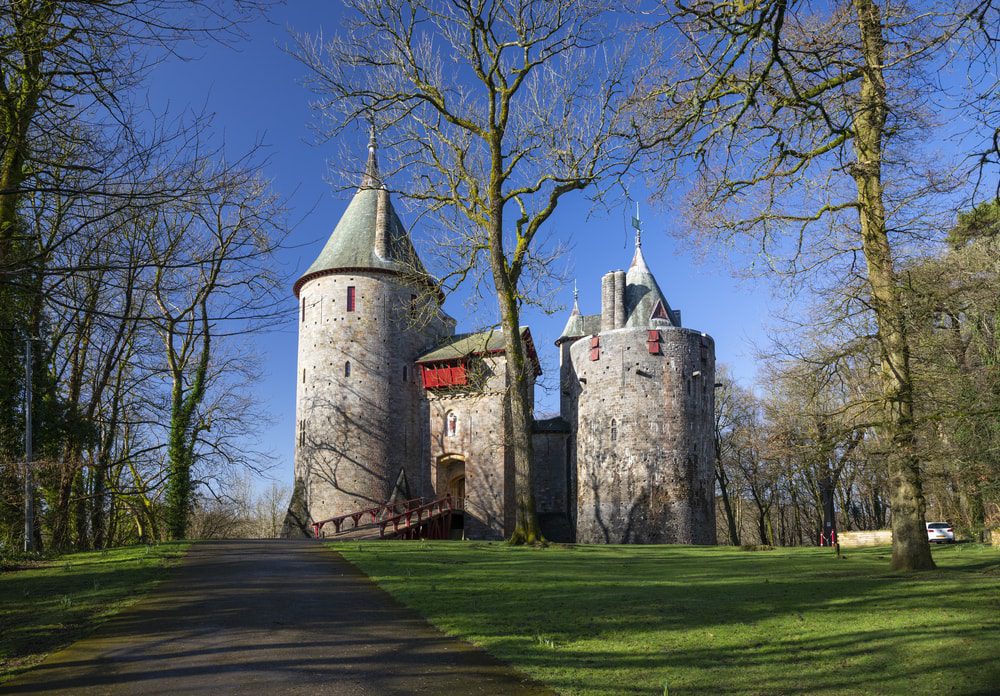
[613,270,626,329]
[601,272,616,331]
[374,185,390,259]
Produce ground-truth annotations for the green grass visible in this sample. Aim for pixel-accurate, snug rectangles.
[331,541,1000,695]
[0,542,189,681]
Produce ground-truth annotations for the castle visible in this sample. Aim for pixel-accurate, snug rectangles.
[284,135,717,544]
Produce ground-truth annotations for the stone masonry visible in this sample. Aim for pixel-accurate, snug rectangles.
[284,133,716,545]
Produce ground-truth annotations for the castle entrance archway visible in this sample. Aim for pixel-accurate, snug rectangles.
[436,455,465,509]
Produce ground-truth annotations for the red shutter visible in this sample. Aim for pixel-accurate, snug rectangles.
[647,329,661,354]
[589,335,600,361]
[420,361,468,389]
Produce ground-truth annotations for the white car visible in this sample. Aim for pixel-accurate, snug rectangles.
[926,522,955,543]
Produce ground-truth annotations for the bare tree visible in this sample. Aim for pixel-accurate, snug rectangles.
[146,168,285,540]
[293,0,645,542]
[644,0,998,569]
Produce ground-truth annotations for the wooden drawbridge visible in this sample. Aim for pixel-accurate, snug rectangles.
[311,496,455,541]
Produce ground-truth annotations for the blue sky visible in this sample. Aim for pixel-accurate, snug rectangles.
[147,3,773,486]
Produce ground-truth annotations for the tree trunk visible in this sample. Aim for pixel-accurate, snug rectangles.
[852,0,934,570]
[819,469,837,545]
[715,463,741,545]
[165,390,193,540]
[487,190,543,545]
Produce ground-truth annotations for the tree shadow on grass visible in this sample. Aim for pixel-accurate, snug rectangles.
[0,540,552,695]
[341,543,1000,695]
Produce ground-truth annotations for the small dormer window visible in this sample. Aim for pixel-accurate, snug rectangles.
[446,411,458,437]
[650,299,670,322]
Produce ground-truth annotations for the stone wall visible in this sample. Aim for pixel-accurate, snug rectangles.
[295,270,451,525]
[570,326,716,544]
[424,354,516,539]
[838,530,892,547]
[532,425,573,541]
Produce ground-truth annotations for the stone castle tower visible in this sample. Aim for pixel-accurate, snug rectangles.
[286,134,716,545]
[291,131,453,525]
[557,229,717,544]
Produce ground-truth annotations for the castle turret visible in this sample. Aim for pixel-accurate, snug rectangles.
[568,227,716,544]
[289,129,452,533]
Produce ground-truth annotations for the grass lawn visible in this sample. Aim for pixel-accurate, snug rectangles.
[0,542,189,682]
[331,541,1000,695]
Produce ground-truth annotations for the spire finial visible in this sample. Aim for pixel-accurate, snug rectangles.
[571,279,580,315]
[632,200,642,249]
[629,201,651,272]
[360,119,381,189]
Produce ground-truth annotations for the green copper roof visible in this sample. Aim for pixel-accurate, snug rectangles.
[557,311,601,343]
[416,326,542,375]
[295,134,429,295]
[416,329,507,362]
[299,187,426,278]
[625,244,677,329]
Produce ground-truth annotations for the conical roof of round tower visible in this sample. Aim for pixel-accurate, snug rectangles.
[293,130,430,296]
[556,282,601,344]
[625,239,678,328]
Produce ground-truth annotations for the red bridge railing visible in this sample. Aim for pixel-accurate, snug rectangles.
[312,498,423,538]
[378,496,453,540]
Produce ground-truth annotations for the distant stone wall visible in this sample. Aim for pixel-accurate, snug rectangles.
[838,530,892,547]
[570,326,716,544]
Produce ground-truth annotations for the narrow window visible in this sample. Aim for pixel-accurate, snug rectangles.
[345,361,351,377]
[346,286,356,312]
[301,298,306,322]
[610,418,618,441]
[302,368,306,384]
[446,411,458,437]
[299,421,305,447]
[403,365,408,381]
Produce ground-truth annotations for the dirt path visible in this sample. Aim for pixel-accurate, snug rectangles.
[0,540,551,695]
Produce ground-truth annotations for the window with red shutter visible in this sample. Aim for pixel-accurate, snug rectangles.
[647,329,661,354]
[420,360,469,390]
[589,335,600,361]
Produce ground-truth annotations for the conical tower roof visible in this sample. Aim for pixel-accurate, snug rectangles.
[624,232,678,328]
[556,281,600,344]
[293,130,431,296]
